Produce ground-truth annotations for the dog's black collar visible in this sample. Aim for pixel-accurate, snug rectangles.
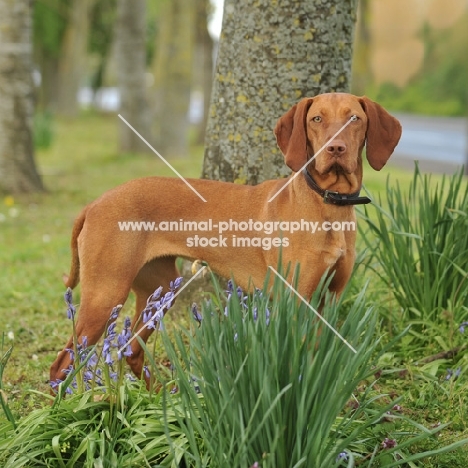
[302,168,371,206]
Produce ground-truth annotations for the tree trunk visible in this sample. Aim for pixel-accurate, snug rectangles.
[0,0,44,193]
[194,0,214,144]
[115,0,152,153]
[152,0,195,157]
[55,0,91,117]
[352,0,372,95]
[202,0,359,184]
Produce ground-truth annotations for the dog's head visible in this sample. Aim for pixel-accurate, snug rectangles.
[274,93,402,175]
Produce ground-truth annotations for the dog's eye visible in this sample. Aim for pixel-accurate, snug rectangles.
[312,116,322,123]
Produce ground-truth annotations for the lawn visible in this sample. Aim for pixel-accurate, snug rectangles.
[0,112,467,466]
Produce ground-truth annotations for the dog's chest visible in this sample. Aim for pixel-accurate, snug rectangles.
[321,235,346,266]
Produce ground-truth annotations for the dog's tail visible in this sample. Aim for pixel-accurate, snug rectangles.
[63,207,87,289]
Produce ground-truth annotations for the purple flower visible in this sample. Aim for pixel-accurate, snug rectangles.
[146,319,156,330]
[459,321,468,333]
[445,367,461,381]
[147,286,163,305]
[381,438,397,449]
[161,291,175,308]
[336,452,348,462]
[49,379,62,390]
[170,386,178,394]
[65,348,75,361]
[104,352,114,366]
[191,303,202,323]
[170,277,183,291]
[109,305,122,321]
[143,366,151,379]
[107,322,117,340]
[64,288,77,320]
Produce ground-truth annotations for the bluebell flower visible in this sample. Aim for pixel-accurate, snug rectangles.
[170,386,178,394]
[191,303,203,323]
[49,379,62,391]
[445,367,462,380]
[170,277,183,291]
[65,348,75,361]
[336,452,348,462]
[109,305,122,321]
[107,322,117,340]
[459,321,468,333]
[143,365,151,379]
[161,291,174,308]
[105,352,114,366]
[146,319,156,330]
[64,288,73,306]
[146,286,163,305]
[64,287,77,320]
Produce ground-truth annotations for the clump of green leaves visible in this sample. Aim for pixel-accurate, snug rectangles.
[0,270,467,467]
[163,271,466,467]
[360,166,468,351]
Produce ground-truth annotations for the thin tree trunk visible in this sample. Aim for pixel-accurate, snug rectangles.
[0,0,44,193]
[152,0,195,157]
[115,0,151,153]
[194,0,214,144]
[202,0,359,184]
[352,0,372,95]
[55,0,91,117]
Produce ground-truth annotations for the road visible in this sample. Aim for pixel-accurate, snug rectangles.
[390,113,468,173]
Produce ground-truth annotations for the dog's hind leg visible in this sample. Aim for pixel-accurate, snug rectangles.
[126,256,179,385]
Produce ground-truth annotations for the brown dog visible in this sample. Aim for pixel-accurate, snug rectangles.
[50,93,401,385]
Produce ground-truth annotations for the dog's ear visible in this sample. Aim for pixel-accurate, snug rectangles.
[274,98,314,172]
[358,96,402,171]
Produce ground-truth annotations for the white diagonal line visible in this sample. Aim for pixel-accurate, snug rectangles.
[268,115,356,203]
[268,266,357,353]
[118,114,207,202]
[119,266,207,353]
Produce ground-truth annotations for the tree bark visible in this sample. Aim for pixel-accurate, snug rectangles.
[115,0,152,153]
[202,0,359,184]
[194,0,214,144]
[152,0,195,157]
[55,0,91,117]
[0,0,44,193]
[351,0,372,95]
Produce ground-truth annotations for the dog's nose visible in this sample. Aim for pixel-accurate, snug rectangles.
[326,139,347,156]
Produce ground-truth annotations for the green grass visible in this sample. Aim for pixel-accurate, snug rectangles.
[0,111,205,408]
[0,112,467,465]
